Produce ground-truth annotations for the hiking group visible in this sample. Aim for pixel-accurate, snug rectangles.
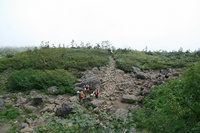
[77,84,99,103]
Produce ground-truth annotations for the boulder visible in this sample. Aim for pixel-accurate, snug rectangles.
[16,122,28,130]
[136,72,147,79]
[132,66,141,74]
[47,86,57,92]
[29,91,38,97]
[114,108,129,120]
[42,104,56,112]
[32,95,43,105]
[25,105,37,112]
[69,96,79,103]
[20,126,33,133]
[16,97,26,104]
[121,94,138,103]
[73,70,101,91]
[89,99,105,108]
[55,102,80,117]
[74,87,83,91]
[0,99,4,107]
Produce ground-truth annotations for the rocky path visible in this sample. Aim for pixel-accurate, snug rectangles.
[98,56,131,109]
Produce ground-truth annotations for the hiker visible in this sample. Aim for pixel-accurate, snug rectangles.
[77,91,80,97]
[86,84,89,90]
[83,84,90,97]
[94,88,99,99]
[79,91,85,103]
[90,91,95,97]
[160,69,164,73]
[83,85,86,89]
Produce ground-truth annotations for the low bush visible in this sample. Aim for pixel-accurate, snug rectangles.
[113,49,200,72]
[7,69,76,94]
[0,48,110,75]
[0,105,20,121]
[132,61,200,132]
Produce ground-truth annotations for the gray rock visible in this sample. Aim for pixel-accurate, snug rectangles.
[32,95,43,105]
[121,94,138,103]
[132,66,141,74]
[42,104,55,112]
[29,90,38,97]
[16,97,26,104]
[129,104,140,111]
[0,99,4,107]
[73,70,101,91]
[26,118,33,124]
[47,86,57,92]
[55,102,80,117]
[69,96,79,103]
[25,106,37,111]
[48,99,54,104]
[20,126,33,133]
[57,95,64,100]
[89,99,105,108]
[114,108,129,120]
[74,87,83,91]
[92,67,99,74]
[136,72,147,79]
[17,122,28,130]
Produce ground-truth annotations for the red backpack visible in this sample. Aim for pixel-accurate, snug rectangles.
[95,89,99,94]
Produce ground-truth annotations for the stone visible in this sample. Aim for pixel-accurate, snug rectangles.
[69,96,79,103]
[121,94,138,103]
[73,70,101,91]
[55,102,80,117]
[0,99,4,107]
[74,87,83,91]
[33,95,43,105]
[89,99,105,108]
[48,98,54,104]
[42,104,55,112]
[29,90,38,97]
[129,104,140,111]
[26,118,33,124]
[114,108,129,120]
[16,97,26,104]
[20,126,33,133]
[132,66,141,74]
[34,117,45,125]
[18,122,28,130]
[57,95,64,100]
[136,72,147,79]
[54,99,61,105]
[47,86,57,92]
[25,106,37,111]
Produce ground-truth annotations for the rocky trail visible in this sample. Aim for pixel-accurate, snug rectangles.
[97,56,131,109]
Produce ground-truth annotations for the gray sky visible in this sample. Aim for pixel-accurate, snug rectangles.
[0,0,200,51]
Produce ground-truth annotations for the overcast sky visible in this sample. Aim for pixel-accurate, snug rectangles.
[0,0,200,51]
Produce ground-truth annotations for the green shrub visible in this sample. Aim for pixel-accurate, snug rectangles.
[0,48,109,74]
[0,107,20,121]
[113,49,200,71]
[132,61,200,133]
[7,69,76,94]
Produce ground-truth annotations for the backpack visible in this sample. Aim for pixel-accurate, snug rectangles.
[79,91,84,98]
[86,85,89,89]
[95,89,99,94]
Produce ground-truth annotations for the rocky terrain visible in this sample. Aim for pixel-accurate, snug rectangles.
[0,56,182,132]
